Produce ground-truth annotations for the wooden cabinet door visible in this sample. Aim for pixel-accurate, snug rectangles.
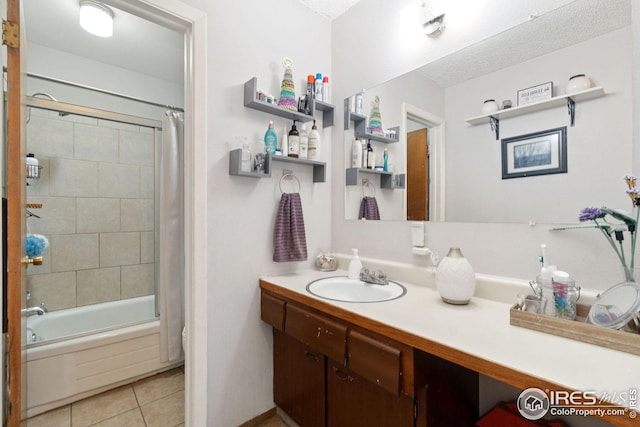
[273,330,325,427]
[326,359,414,427]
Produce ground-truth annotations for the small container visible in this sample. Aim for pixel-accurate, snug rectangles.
[26,153,40,178]
[502,100,512,109]
[481,99,499,115]
[551,271,580,320]
[315,252,337,271]
[565,74,592,94]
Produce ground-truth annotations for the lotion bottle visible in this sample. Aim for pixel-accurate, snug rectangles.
[307,120,321,160]
[264,121,278,155]
[348,248,363,280]
[299,124,309,160]
[287,120,300,158]
[351,138,362,168]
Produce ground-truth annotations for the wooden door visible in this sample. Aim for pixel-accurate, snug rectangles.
[4,0,27,424]
[407,129,429,221]
[273,330,325,427]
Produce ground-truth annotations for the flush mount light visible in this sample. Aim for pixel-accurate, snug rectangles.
[422,13,445,37]
[79,0,114,38]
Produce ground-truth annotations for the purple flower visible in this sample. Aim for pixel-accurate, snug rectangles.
[579,207,605,222]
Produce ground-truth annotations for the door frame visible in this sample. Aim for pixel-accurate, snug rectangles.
[82,1,208,425]
[401,103,444,222]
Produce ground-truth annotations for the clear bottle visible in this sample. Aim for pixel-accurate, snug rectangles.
[315,73,323,100]
[307,120,321,160]
[240,140,252,173]
[299,124,308,160]
[355,90,364,114]
[287,120,300,158]
[348,248,363,280]
[264,121,278,155]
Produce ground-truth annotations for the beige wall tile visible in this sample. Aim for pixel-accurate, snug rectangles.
[100,232,140,267]
[121,199,154,232]
[98,119,142,133]
[77,198,120,233]
[98,162,140,198]
[49,158,98,197]
[74,123,119,162]
[140,166,154,198]
[26,196,76,235]
[77,267,121,306]
[120,130,154,166]
[27,271,76,311]
[140,231,155,263]
[26,115,74,159]
[50,234,99,272]
[121,263,154,298]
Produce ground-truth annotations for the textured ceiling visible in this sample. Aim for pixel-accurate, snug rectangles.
[419,0,631,87]
[297,0,363,20]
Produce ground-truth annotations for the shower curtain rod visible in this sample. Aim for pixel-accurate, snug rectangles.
[6,68,184,113]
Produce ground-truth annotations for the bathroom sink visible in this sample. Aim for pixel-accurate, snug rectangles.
[306,276,406,303]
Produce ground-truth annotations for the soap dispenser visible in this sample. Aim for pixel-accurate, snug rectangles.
[348,248,363,280]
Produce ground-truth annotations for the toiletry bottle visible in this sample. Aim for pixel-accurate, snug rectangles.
[351,138,362,168]
[366,141,374,169]
[355,90,364,114]
[348,248,363,280]
[306,75,314,100]
[361,139,367,168]
[299,124,309,160]
[26,153,39,178]
[383,148,389,172]
[307,120,321,160]
[264,121,278,155]
[240,139,252,172]
[281,125,288,157]
[315,73,323,100]
[322,76,330,103]
[287,120,300,158]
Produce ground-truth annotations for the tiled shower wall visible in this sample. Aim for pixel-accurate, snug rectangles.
[26,107,157,312]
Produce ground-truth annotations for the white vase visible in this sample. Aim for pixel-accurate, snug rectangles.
[435,247,476,305]
[481,99,499,115]
[565,74,591,94]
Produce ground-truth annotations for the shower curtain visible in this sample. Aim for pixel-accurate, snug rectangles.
[159,110,185,362]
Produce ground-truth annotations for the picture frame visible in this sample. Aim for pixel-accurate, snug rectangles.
[501,127,567,179]
[517,81,553,106]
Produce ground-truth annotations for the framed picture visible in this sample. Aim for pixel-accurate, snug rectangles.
[501,127,567,179]
[517,81,553,106]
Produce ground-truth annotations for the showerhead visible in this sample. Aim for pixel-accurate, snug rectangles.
[27,92,70,123]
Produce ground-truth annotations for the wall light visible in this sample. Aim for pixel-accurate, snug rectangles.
[79,0,114,38]
[421,2,445,37]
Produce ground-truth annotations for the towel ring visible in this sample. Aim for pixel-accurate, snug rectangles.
[279,171,301,194]
[362,179,376,198]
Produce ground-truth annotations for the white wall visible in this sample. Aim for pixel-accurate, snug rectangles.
[445,28,632,224]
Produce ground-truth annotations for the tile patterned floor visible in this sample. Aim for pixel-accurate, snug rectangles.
[26,366,184,427]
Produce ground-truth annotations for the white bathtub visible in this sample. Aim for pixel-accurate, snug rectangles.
[26,295,183,417]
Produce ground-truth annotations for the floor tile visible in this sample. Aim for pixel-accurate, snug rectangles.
[140,389,185,427]
[90,408,146,427]
[26,405,71,427]
[133,367,185,405]
[71,385,139,426]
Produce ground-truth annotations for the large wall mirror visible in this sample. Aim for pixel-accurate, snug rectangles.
[344,0,632,225]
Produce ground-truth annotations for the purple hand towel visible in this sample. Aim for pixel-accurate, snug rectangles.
[358,196,380,220]
[273,192,308,262]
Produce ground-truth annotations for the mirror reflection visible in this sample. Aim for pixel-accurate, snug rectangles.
[344,0,631,224]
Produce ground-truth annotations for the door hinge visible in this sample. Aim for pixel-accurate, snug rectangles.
[2,20,19,48]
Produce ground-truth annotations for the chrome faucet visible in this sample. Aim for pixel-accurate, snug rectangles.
[360,267,389,285]
[22,302,48,317]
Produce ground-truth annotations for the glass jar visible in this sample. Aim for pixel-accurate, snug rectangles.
[551,271,580,320]
[481,99,499,115]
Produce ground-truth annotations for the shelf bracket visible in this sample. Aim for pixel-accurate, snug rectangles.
[567,97,576,126]
[489,116,499,140]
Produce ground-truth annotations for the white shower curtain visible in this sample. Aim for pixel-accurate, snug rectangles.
[159,110,184,362]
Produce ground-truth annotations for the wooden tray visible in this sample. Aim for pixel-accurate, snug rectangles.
[510,303,640,356]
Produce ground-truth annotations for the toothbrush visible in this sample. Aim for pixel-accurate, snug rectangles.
[539,243,547,267]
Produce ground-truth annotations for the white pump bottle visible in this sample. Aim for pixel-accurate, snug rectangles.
[348,248,363,280]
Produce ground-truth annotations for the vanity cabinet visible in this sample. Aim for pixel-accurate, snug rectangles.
[260,289,479,427]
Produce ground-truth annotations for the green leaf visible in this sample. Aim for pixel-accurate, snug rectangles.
[601,207,637,225]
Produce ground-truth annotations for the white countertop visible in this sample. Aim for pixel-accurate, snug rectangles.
[260,267,640,414]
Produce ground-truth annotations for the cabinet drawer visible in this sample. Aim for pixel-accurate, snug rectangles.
[261,291,286,330]
[285,304,347,363]
[347,330,401,395]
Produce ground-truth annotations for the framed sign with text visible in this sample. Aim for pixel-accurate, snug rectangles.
[517,82,553,106]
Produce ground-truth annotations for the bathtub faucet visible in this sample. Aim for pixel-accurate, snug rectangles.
[22,302,48,316]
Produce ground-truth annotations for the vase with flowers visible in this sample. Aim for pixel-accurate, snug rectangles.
[553,175,640,282]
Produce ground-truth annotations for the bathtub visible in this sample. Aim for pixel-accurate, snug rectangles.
[26,295,183,417]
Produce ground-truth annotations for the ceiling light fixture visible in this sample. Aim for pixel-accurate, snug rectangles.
[79,0,114,38]
[422,12,445,37]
